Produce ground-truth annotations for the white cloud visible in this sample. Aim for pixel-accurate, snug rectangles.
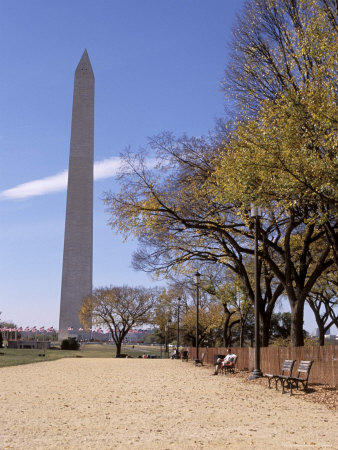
[0,156,122,201]
[93,156,121,180]
[0,170,69,200]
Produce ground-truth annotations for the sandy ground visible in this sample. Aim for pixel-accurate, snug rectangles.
[0,358,337,449]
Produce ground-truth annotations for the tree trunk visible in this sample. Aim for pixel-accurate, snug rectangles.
[318,326,325,346]
[307,298,325,346]
[260,300,276,347]
[116,341,122,356]
[290,300,305,347]
[324,221,338,268]
[261,318,270,347]
[239,320,245,348]
[260,282,284,347]
[222,307,231,347]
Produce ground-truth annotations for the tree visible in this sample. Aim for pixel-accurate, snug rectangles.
[223,0,337,117]
[230,283,254,347]
[0,320,17,329]
[215,114,335,346]
[180,295,224,348]
[103,132,284,346]
[61,338,80,350]
[103,0,336,347]
[221,0,337,241]
[201,270,254,347]
[215,0,337,346]
[307,270,338,345]
[270,312,292,340]
[0,312,2,348]
[213,285,240,348]
[79,286,156,356]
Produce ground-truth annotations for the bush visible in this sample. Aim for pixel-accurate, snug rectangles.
[61,337,80,350]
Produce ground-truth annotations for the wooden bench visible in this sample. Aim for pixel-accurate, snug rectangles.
[194,352,205,366]
[220,355,238,374]
[280,360,314,395]
[264,359,296,390]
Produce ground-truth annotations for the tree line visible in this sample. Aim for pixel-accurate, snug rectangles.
[78,283,297,356]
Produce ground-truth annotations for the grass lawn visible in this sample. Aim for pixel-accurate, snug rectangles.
[0,343,165,368]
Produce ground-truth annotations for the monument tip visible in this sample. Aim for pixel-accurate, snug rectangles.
[75,49,94,78]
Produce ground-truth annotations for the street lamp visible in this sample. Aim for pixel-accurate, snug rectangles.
[176,297,181,353]
[249,204,263,380]
[164,323,168,356]
[195,271,201,362]
[165,319,171,358]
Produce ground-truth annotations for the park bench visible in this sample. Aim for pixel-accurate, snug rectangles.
[220,355,238,375]
[264,359,296,390]
[194,352,205,366]
[279,360,314,395]
[181,350,189,362]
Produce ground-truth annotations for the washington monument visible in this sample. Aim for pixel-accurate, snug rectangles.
[59,50,94,341]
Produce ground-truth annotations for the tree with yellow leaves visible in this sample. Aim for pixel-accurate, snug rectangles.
[216,0,337,346]
[102,0,336,348]
[180,295,224,348]
[103,132,284,347]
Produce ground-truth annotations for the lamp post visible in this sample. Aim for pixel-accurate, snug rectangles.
[164,323,168,357]
[165,319,171,358]
[195,271,201,362]
[176,297,181,353]
[249,205,263,379]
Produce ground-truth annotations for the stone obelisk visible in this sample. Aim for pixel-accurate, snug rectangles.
[59,50,94,341]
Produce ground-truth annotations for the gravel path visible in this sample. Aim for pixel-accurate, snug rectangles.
[1,358,337,449]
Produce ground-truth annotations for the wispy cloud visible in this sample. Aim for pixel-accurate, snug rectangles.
[0,156,122,201]
[93,156,121,180]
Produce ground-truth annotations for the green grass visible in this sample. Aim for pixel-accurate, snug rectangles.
[0,343,165,368]
[121,344,164,358]
[0,347,81,367]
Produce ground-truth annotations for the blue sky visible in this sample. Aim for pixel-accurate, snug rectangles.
[0,0,323,334]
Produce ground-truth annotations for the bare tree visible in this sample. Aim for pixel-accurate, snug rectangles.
[79,286,156,356]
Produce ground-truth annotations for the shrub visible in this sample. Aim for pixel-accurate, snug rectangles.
[61,337,80,350]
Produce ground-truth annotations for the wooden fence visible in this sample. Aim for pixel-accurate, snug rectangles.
[187,345,338,386]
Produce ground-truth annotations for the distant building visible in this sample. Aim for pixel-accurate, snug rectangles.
[324,334,335,341]
[312,327,332,338]
[7,340,51,350]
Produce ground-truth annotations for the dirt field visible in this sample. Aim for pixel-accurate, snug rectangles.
[1,358,337,449]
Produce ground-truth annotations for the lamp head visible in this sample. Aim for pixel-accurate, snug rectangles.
[250,203,262,218]
[195,271,201,285]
